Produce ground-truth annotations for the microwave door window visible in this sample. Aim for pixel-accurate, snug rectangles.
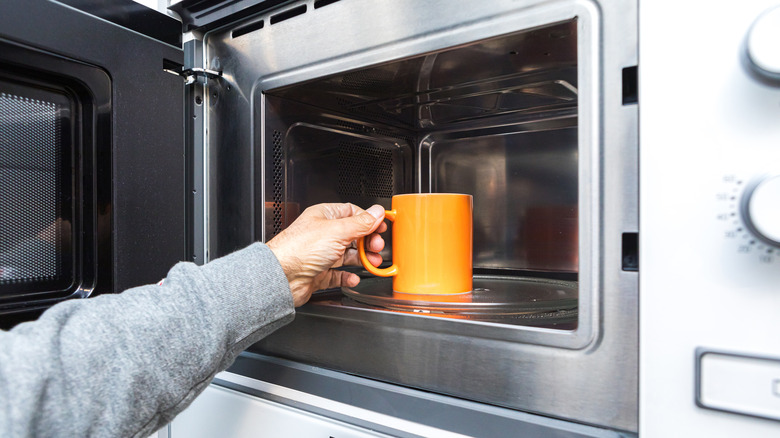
[0,85,74,299]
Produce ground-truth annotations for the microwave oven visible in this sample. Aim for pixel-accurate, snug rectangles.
[1,0,779,437]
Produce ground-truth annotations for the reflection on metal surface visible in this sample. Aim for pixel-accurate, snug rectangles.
[523,205,578,270]
[422,124,578,271]
[340,275,578,325]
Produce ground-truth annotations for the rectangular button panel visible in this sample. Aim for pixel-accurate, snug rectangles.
[698,351,780,421]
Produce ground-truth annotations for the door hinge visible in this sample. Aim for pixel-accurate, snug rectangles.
[180,67,223,85]
[163,59,222,85]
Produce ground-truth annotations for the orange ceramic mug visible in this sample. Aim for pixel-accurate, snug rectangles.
[358,193,473,295]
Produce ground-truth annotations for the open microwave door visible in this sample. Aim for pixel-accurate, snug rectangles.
[0,0,187,327]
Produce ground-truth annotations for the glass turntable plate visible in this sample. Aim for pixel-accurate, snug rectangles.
[341,275,577,318]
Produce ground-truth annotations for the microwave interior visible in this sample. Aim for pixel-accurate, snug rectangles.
[211,18,583,330]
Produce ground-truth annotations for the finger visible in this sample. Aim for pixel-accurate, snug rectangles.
[366,233,385,253]
[344,272,361,288]
[318,203,365,220]
[365,251,383,267]
[332,203,384,226]
[316,269,360,290]
[346,232,381,252]
[332,205,385,242]
[298,203,357,222]
[362,205,386,233]
[321,204,387,235]
[344,231,383,258]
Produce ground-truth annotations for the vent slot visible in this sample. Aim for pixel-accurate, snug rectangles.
[232,19,264,38]
[270,4,307,25]
[314,0,343,9]
[622,232,639,271]
[622,66,638,105]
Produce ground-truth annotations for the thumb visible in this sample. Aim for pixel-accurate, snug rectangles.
[337,205,385,239]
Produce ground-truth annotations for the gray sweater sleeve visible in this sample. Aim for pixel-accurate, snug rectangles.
[0,242,295,438]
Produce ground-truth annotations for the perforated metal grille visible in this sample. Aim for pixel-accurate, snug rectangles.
[339,69,396,92]
[0,93,61,284]
[271,130,284,237]
[335,69,405,120]
[337,142,394,198]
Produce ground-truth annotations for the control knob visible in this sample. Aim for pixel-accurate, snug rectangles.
[745,6,780,83]
[742,175,780,247]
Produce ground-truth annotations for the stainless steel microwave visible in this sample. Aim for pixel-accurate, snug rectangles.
[2,1,779,437]
[196,0,641,434]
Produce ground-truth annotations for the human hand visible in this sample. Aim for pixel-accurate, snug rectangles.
[267,203,387,307]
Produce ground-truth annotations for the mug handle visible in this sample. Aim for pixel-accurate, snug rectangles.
[357,209,398,277]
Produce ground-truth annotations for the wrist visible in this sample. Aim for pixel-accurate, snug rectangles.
[267,241,307,306]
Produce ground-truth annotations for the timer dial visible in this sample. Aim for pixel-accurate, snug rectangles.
[745,6,780,83]
[742,175,780,246]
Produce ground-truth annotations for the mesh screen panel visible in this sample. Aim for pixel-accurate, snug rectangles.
[0,92,63,285]
[271,130,284,238]
[337,142,395,198]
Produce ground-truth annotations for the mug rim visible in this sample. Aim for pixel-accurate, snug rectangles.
[393,193,471,198]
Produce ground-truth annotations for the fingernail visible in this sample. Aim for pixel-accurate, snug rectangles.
[367,205,384,220]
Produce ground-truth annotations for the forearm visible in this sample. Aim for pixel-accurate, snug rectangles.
[0,242,294,438]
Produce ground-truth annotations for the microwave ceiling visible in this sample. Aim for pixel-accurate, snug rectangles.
[267,19,578,130]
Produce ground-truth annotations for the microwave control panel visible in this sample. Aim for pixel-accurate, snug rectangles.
[641,0,780,437]
[716,5,780,266]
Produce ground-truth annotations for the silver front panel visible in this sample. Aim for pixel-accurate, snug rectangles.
[203,0,638,432]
